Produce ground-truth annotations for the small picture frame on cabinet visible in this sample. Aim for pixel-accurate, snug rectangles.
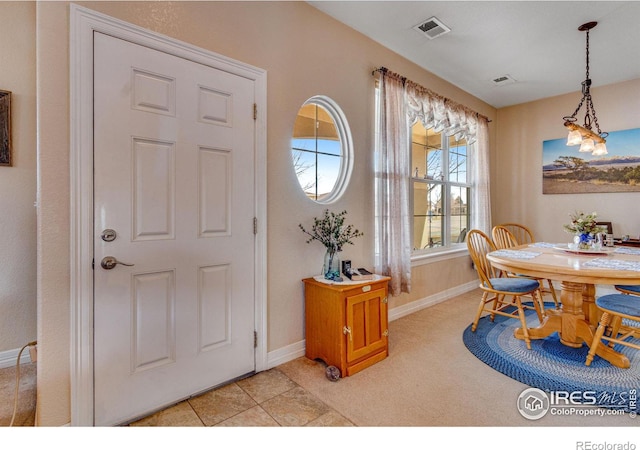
[0,90,12,166]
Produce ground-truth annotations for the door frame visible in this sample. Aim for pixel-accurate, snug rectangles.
[69,5,267,426]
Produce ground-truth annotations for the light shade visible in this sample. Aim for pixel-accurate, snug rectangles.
[566,130,582,146]
[579,138,595,153]
[592,142,608,156]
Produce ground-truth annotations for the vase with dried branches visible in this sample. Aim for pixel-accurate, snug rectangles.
[299,209,363,280]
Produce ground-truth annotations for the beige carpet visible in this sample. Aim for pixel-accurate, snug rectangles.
[0,361,36,427]
[278,288,637,427]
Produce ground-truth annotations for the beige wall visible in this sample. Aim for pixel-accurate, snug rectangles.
[494,78,640,242]
[30,0,640,427]
[0,2,36,354]
[27,0,640,428]
[397,257,477,309]
[35,1,496,425]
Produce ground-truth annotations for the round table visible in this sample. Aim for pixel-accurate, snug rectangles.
[487,244,640,368]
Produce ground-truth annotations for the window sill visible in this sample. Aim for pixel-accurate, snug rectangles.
[411,246,469,267]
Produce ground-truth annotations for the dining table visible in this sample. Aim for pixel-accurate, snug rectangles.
[487,242,640,368]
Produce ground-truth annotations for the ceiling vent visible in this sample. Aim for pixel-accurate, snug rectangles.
[492,74,517,86]
[413,17,451,40]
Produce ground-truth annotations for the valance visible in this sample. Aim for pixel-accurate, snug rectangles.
[373,67,490,145]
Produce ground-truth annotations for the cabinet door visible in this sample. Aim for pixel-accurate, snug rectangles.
[345,287,388,363]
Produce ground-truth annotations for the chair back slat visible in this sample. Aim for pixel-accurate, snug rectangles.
[492,225,519,250]
[498,223,534,245]
[494,223,560,308]
[466,229,498,288]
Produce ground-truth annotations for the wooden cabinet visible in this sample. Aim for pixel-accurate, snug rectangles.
[302,276,390,378]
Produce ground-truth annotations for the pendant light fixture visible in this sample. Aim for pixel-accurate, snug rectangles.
[563,21,608,156]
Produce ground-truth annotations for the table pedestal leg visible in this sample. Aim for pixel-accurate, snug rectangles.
[514,309,561,340]
[515,281,630,368]
[559,281,586,347]
[581,283,600,331]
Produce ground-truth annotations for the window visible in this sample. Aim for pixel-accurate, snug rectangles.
[291,96,353,203]
[373,69,488,293]
[411,121,470,253]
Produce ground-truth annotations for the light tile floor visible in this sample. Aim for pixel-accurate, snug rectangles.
[128,367,354,427]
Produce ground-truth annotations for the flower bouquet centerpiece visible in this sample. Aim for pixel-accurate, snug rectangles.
[299,209,363,281]
[563,211,607,250]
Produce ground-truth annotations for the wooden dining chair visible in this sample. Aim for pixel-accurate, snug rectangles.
[491,224,560,308]
[466,229,545,350]
[499,223,535,246]
[585,294,640,367]
[604,284,640,349]
[615,285,640,296]
[491,225,519,250]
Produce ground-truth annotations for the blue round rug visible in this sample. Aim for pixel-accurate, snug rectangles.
[463,304,640,413]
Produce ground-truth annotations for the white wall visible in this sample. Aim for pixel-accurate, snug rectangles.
[0,2,36,356]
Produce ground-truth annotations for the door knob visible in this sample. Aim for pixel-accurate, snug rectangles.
[101,256,134,270]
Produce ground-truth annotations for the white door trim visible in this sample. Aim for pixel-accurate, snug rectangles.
[70,4,267,426]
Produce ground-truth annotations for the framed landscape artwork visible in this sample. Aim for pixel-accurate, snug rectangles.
[0,90,11,166]
[542,127,640,194]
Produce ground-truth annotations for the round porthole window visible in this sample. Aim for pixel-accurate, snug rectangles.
[291,96,353,203]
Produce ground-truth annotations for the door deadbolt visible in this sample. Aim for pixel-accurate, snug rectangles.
[101,229,117,242]
[101,256,134,270]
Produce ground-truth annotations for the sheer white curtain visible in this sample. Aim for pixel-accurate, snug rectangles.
[375,69,491,296]
[471,119,491,234]
[374,71,412,296]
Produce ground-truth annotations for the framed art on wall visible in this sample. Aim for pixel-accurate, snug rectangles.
[0,90,11,166]
[542,127,640,194]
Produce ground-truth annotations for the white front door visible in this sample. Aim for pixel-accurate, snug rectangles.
[93,32,256,426]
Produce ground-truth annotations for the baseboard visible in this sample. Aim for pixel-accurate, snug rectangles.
[266,280,478,369]
[388,280,478,322]
[266,339,306,369]
[0,346,34,369]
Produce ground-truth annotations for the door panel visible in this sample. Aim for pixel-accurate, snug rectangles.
[198,264,231,350]
[93,33,256,425]
[132,138,176,240]
[198,147,231,236]
[132,270,176,372]
[346,288,388,362]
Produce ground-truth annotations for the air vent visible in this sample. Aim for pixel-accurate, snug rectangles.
[413,17,451,40]
[492,74,516,86]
